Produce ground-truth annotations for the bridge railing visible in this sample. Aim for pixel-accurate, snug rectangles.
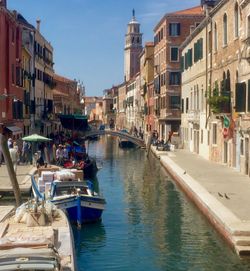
[83,129,145,148]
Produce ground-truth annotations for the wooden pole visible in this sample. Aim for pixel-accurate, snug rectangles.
[0,134,22,207]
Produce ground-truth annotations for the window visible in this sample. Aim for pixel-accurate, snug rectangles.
[234,3,239,38]
[208,130,210,145]
[212,123,217,145]
[208,31,212,53]
[169,23,180,36]
[169,72,181,85]
[235,82,246,112]
[240,139,244,156]
[214,23,218,52]
[223,13,228,46]
[181,98,184,113]
[170,95,181,109]
[194,38,203,62]
[186,97,189,113]
[201,129,203,144]
[170,47,179,62]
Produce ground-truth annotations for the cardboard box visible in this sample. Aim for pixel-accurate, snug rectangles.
[71,169,83,180]
[38,166,60,177]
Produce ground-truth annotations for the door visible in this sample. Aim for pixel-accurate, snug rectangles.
[224,141,228,164]
[245,138,249,175]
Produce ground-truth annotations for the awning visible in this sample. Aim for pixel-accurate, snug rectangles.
[59,114,89,131]
[6,126,23,135]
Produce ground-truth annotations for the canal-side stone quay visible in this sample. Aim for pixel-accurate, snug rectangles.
[0,164,36,195]
[151,146,250,256]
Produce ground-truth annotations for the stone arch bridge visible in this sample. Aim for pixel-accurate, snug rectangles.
[83,129,146,148]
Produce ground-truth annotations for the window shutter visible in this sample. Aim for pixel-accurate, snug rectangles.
[169,24,172,36]
[177,23,181,35]
[200,38,203,59]
[181,56,184,72]
[248,80,250,112]
[235,82,246,112]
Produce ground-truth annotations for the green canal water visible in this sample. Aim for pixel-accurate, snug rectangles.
[73,136,250,271]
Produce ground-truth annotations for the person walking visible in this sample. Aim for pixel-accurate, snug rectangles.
[9,144,18,173]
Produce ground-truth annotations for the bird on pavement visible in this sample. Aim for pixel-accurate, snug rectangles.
[218,192,223,197]
[224,193,230,199]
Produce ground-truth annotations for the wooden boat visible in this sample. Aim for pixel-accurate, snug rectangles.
[0,200,76,270]
[31,170,106,225]
[118,138,135,148]
[118,129,135,148]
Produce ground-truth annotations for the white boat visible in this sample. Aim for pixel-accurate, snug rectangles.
[0,199,77,270]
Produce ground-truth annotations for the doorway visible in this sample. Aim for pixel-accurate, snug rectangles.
[245,138,249,175]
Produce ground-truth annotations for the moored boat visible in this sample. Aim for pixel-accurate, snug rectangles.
[31,169,106,225]
[0,199,76,270]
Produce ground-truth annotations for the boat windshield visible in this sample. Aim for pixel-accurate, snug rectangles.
[55,185,88,196]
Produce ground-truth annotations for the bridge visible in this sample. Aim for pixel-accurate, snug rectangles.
[82,129,146,148]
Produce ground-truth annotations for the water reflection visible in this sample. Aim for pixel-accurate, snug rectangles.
[75,137,250,271]
[73,222,106,253]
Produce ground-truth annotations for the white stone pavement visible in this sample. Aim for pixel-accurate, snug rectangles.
[151,147,250,256]
[0,164,36,193]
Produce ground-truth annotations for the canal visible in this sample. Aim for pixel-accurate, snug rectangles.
[73,136,250,271]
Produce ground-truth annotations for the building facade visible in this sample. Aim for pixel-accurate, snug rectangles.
[154,6,205,142]
[0,2,24,139]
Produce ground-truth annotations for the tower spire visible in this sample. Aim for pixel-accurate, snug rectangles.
[132,9,135,19]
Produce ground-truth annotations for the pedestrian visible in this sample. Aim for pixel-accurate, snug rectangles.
[7,138,13,149]
[0,143,2,166]
[56,144,64,166]
[22,141,30,164]
[9,144,18,173]
[167,131,174,144]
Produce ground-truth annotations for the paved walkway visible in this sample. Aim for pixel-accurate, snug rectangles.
[151,147,250,255]
[0,164,36,194]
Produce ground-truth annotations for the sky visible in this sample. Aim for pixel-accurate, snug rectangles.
[8,0,200,96]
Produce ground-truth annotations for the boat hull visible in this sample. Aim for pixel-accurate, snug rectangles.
[51,196,105,224]
[119,140,135,148]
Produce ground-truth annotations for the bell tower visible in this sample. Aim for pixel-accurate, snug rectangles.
[124,9,142,82]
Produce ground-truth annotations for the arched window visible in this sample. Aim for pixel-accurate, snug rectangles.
[234,3,239,38]
[223,13,228,46]
[214,22,218,51]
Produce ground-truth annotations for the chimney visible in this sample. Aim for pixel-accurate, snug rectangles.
[36,19,41,32]
[0,0,7,8]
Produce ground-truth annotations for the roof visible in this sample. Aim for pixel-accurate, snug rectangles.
[53,89,69,97]
[16,12,35,30]
[154,5,204,31]
[145,42,154,47]
[53,74,75,84]
[172,6,203,15]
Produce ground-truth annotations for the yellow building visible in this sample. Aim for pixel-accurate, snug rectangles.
[34,20,54,136]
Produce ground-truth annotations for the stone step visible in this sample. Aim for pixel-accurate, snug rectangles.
[235,245,250,256]
[233,236,250,246]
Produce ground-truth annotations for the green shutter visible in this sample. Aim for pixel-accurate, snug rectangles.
[181,56,184,72]
[235,82,246,112]
[200,38,203,59]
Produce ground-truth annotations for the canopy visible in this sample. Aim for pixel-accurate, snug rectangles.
[22,134,52,142]
[59,114,89,131]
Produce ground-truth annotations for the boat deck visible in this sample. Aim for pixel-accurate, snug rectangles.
[0,208,75,270]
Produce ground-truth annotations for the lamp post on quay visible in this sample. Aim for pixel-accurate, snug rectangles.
[0,93,22,207]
